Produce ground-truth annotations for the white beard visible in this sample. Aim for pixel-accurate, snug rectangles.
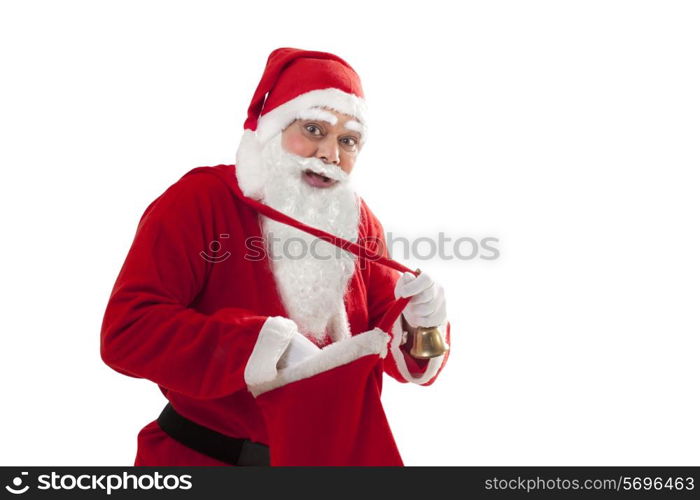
[257,133,360,345]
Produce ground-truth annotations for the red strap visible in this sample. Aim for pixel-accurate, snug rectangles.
[376,296,412,335]
[228,169,414,276]
[193,166,417,334]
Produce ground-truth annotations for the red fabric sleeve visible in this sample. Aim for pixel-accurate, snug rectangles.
[360,199,447,384]
[100,173,268,400]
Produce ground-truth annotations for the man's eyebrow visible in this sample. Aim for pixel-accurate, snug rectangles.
[296,108,338,125]
[344,120,364,136]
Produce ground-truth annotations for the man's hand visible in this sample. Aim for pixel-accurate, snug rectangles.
[394,271,447,328]
[277,330,321,370]
[245,316,320,388]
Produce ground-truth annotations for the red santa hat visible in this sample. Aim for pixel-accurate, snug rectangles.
[235,47,368,198]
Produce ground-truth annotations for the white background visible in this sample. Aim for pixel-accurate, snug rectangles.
[1,0,698,466]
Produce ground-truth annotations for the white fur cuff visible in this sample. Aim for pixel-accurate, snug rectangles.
[248,327,390,397]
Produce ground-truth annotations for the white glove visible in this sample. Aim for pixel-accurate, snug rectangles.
[394,271,447,328]
[244,316,323,389]
[276,330,321,370]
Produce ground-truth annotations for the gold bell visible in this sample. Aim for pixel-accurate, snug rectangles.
[403,268,449,359]
[408,326,449,359]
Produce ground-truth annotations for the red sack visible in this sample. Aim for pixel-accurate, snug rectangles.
[246,328,403,466]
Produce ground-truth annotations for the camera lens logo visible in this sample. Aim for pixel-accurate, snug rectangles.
[5,472,29,495]
[200,233,231,263]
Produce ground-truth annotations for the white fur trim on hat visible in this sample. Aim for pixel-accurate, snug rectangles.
[256,87,368,145]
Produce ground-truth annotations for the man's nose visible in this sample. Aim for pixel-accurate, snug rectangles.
[315,138,340,165]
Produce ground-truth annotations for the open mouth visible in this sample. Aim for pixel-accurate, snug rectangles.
[303,169,338,188]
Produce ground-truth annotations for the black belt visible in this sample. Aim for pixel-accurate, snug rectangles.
[156,403,270,466]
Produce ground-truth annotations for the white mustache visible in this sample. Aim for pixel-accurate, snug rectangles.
[294,155,349,182]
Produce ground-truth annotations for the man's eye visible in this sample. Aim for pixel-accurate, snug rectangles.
[305,124,321,135]
[341,137,357,147]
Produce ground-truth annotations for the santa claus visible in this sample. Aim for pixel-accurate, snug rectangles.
[100,47,451,466]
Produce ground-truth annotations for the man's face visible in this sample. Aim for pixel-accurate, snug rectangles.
[281,107,363,188]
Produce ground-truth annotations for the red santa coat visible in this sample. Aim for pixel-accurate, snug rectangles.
[100,164,450,466]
